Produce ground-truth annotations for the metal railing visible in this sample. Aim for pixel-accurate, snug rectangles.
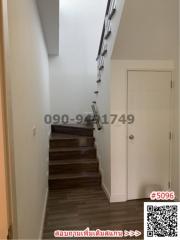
[91,103,103,131]
[97,0,111,58]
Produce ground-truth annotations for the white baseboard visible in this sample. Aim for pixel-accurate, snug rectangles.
[98,158,127,203]
[110,193,127,203]
[102,183,127,203]
[39,188,48,239]
[99,166,110,201]
[102,181,110,201]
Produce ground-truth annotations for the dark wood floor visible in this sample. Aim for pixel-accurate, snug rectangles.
[43,186,145,239]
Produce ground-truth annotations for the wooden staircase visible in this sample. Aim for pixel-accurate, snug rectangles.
[48,124,101,190]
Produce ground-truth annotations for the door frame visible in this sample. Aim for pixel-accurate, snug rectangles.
[0,0,18,238]
[118,60,175,201]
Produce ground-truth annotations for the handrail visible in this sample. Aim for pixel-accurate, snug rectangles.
[97,0,111,58]
[91,103,103,131]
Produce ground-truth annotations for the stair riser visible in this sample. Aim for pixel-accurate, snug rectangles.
[49,177,101,190]
[52,125,93,137]
[49,163,99,175]
[49,150,96,160]
[50,138,94,148]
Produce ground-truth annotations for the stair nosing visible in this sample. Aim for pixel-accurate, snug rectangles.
[52,124,94,130]
[49,159,98,166]
[50,136,95,141]
[50,139,94,142]
[49,172,101,180]
[49,147,96,153]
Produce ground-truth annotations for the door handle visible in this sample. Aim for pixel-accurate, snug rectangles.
[129,134,134,140]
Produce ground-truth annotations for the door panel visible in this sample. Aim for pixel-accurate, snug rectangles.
[127,71,171,200]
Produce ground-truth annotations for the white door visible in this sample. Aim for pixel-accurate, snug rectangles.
[127,71,172,200]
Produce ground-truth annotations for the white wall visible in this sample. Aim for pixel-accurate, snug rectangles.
[8,0,50,238]
[94,55,111,197]
[95,0,126,201]
[50,0,107,119]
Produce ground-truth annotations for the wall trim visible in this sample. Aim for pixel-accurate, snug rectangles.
[39,188,48,239]
[102,181,111,202]
[99,165,111,202]
[94,141,102,171]
[110,194,127,203]
[102,180,127,203]
[115,60,175,71]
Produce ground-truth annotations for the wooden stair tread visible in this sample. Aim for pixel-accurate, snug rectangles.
[52,124,94,130]
[52,124,94,136]
[49,172,101,180]
[49,159,98,165]
[50,133,94,140]
[49,147,95,153]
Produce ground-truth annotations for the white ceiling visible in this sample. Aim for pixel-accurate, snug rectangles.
[37,0,60,56]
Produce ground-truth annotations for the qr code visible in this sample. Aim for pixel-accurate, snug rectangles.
[144,202,180,239]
